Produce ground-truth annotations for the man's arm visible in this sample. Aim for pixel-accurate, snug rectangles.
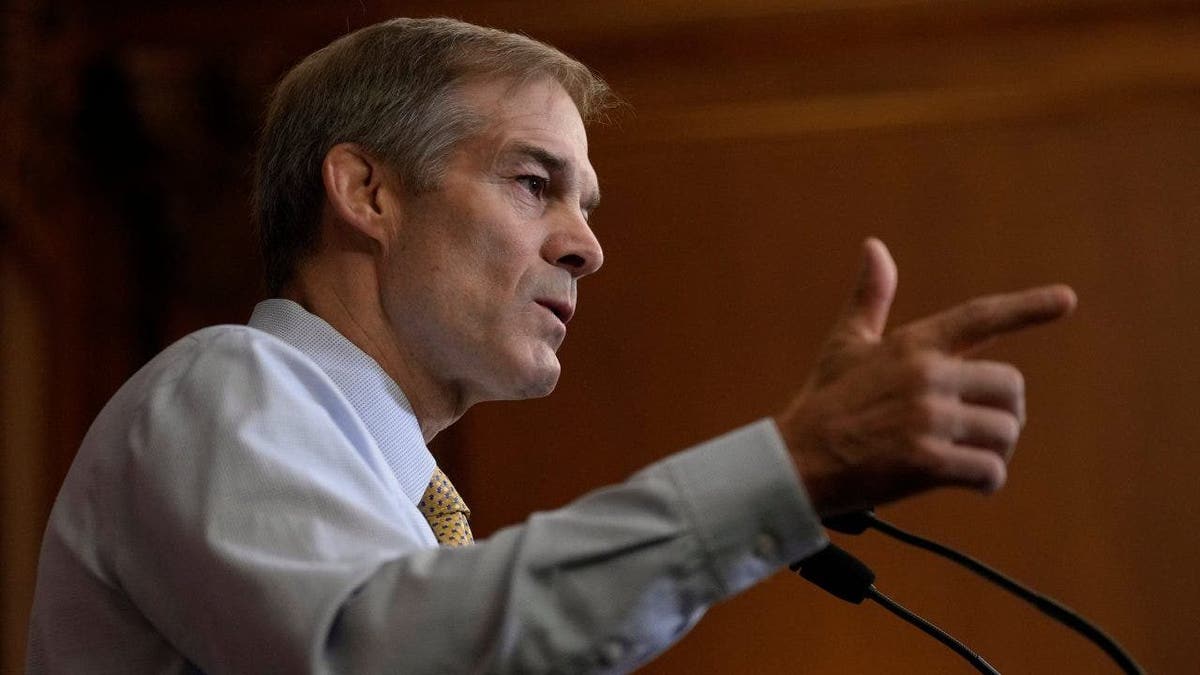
[327,420,826,673]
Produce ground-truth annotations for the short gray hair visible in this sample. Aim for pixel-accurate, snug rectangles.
[255,17,613,295]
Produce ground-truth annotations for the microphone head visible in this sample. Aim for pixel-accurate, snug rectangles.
[792,543,876,604]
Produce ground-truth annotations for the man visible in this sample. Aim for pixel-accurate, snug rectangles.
[28,17,1076,674]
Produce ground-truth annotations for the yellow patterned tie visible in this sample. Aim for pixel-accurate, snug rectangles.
[417,467,474,547]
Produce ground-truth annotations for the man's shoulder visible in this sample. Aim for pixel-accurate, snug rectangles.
[92,323,334,436]
[68,322,359,490]
[133,323,319,391]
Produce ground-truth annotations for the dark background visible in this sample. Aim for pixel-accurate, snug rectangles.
[4,1,1199,672]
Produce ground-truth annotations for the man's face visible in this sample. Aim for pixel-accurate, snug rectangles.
[379,76,603,407]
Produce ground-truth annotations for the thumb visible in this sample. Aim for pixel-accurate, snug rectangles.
[836,237,897,341]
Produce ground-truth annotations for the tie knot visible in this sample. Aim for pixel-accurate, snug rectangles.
[418,467,474,547]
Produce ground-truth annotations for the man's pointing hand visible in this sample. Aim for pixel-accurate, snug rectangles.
[775,238,1077,517]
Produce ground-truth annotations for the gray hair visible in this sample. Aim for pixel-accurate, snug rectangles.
[254,17,613,295]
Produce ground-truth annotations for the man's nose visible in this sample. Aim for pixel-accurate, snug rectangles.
[544,207,604,279]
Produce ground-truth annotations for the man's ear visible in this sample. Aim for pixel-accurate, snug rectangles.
[321,143,400,246]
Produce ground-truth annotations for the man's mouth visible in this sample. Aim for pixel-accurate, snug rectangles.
[535,298,574,325]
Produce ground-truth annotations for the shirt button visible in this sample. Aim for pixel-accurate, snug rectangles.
[598,639,625,666]
[754,533,779,560]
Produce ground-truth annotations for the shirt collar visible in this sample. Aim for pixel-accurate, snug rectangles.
[247,298,436,505]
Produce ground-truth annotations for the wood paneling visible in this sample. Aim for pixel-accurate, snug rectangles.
[4,1,1196,672]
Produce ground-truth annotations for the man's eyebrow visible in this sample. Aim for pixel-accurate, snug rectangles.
[507,143,566,173]
[505,143,601,213]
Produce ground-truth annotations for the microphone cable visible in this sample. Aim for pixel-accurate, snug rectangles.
[792,543,1001,675]
[822,511,1145,675]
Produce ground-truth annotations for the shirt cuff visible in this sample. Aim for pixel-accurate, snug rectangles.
[662,418,828,596]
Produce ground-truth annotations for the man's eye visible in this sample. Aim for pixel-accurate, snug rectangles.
[516,175,548,197]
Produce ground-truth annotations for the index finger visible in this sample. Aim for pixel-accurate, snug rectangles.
[897,284,1077,353]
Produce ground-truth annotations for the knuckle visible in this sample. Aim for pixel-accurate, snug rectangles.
[908,395,941,430]
[911,439,949,475]
[903,352,943,389]
[912,434,939,458]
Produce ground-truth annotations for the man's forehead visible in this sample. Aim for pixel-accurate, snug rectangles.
[457,76,587,145]
[456,76,599,194]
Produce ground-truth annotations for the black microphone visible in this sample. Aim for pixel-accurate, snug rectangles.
[824,510,1145,675]
[792,543,1001,675]
[792,542,874,603]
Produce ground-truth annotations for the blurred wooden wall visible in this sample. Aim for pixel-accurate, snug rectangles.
[4,1,1199,672]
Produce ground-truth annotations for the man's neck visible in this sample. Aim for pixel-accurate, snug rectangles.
[280,265,465,443]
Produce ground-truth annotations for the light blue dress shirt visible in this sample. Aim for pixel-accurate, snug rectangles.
[28,299,827,674]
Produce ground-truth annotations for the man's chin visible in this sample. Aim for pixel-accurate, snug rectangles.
[516,366,560,399]
[482,349,561,401]
[509,355,561,400]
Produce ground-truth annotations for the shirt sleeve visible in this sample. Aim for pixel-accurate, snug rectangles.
[45,329,828,674]
[329,421,828,674]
